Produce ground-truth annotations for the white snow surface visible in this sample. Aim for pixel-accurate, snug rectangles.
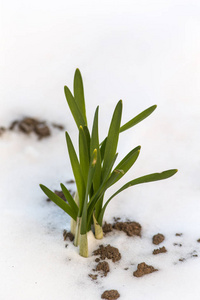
[1,0,200,299]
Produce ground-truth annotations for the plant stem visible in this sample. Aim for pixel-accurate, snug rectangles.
[79,233,88,257]
[74,217,81,246]
[70,191,79,237]
[93,213,103,239]
[70,218,76,235]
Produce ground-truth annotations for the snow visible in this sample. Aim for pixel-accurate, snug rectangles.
[1,0,200,299]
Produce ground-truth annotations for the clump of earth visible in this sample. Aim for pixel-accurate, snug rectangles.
[0,116,65,139]
[101,290,120,300]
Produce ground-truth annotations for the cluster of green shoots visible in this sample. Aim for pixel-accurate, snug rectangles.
[40,69,177,258]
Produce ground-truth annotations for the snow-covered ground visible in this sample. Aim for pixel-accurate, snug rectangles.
[1,1,200,299]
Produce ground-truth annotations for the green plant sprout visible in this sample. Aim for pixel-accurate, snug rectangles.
[40,69,177,258]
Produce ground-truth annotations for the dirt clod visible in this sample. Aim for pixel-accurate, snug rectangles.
[173,243,182,247]
[101,290,120,299]
[51,123,65,130]
[113,221,142,237]
[179,258,186,262]
[89,274,98,280]
[66,179,75,184]
[133,262,158,277]
[152,233,165,245]
[153,246,167,255]
[96,261,110,277]
[103,222,113,234]
[3,117,65,140]
[93,244,121,262]
[63,230,74,242]
[175,233,183,236]
[34,123,51,139]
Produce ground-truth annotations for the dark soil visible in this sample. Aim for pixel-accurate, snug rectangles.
[93,244,121,262]
[153,246,167,255]
[1,117,64,139]
[63,230,74,242]
[103,220,142,237]
[113,221,142,237]
[152,233,165,245]
[173,243,182,247]
[95,261,110,277]
[89,274,98,280]
[51,123,65,130]
[101,290,120,300]
[66,179,75,184]
[175,233,183,236]
[133,262,158,277]
[102,222,113,234]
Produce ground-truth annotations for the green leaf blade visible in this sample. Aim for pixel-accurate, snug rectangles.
[73,69,87,125]
[98,169,178,224]
[64,85,86,128]
[60,183,79,215]
[102,100,122,178]
[81,149,97,234]
[39,184,77,220]
[65,131,85,211]
[107,146,141,187]
[79,126,90,185]
[120,105,157,133]
[90,106,102,193]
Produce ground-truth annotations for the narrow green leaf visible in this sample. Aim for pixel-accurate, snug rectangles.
[107,146,141,186]
[81,149,97,234]
[98,169,178,225]
[102,100,122,177]
[120,105,157,133]
[73,69,87,125]
[100,105,156,160]
[64,85,86,128]
[65,131,85,212]
[87,153,118,228]
[83,125,90,153]
[90,106,102,193]
[39,184,77,220]
[60,183,79,215]
[79,126,90,185]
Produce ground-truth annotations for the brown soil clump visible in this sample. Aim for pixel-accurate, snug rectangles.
[103,222,113,234]
[16,117,51,139]
[101,290,120,299]
[89,274,98,280]
[173,243,182,247]
[113,221,141,237]
[51,123,65,130]
[133,262,158,277]
[95,261,110,277]
[152,233,165,245]
[93,244,121,262]
[153,246,167,255]
[5,117,65,139]
[63,230,74,242]
[175,233,183,236]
